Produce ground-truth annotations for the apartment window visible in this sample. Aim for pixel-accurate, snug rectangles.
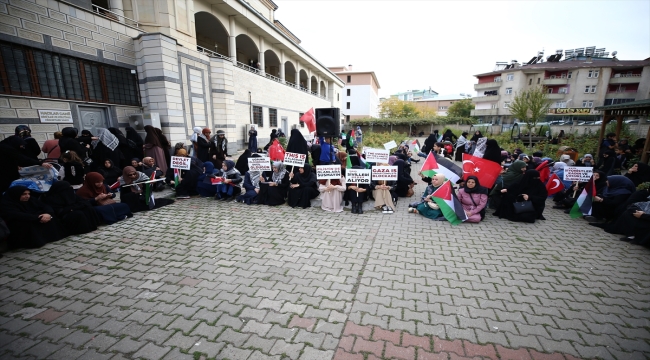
[0,41,139,105]
[494,76,501,82]
[582,100,594,108]
[438,106,448,110]
[346,102,350,109]
[346,75,351,83]
[504,102,510,108]
[555,101,566,108]
[584,85,597,93]
[561,73,567,79]
[548,88,554,93]
[528,79,532,85]
[253,106,263,127]
[537,78,540,84]
[491,103,498,109]
[346,115,350,123]
[567,71,573,79]
[346,89,351,96]
[299,113,305,128]
[269,108,277,127]
[559,87,568,94]
[506,74,514,81]
[337,93,339,101]
[587,70,600,78]
[505,88,513,94]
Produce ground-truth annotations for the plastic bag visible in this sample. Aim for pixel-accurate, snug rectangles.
[268,139,285,161]
[15,165,59,192]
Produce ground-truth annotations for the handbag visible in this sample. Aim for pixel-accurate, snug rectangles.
[513,196,535,214]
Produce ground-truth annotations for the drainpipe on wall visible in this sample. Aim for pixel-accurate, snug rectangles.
[249,91,252,124]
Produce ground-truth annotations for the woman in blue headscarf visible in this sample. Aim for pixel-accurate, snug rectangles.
[196,161,218,197]
[215,160,242,201]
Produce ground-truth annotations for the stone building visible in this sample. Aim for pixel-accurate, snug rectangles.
[0,0,343,153]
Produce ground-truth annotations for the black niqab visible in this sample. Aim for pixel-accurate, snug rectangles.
[286,129,309,156]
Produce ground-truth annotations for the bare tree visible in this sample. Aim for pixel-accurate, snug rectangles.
[508,85,551,148]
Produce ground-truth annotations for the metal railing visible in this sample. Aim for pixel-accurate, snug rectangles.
[608,89,638,93]
[196,46,229,60]
[232,62,328,100]
[236,61,262,74]
[265,73,282,83]
[91,4,140,29]
[613,73,642,78]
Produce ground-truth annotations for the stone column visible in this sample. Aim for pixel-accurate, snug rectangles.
[210,58,239,151]
[109,0,124,21]
[308,69,312,93]
[258,36,265,75]
[279,50,285,83]
[295,61,300,88]
[228,16,236,64]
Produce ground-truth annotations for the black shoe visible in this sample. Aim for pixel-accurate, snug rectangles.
[588,222,606,228]
[620,236,634,242]
[411,159,420,163]
[358,204,364,214]
[345,201,350,206]
[351,203,357,214]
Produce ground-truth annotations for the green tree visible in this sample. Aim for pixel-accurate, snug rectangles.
[379,98,420,118]
[508,85,551,148]
[446,98,475,118]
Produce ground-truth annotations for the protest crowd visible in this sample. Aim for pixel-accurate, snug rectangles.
[1,124,649,254]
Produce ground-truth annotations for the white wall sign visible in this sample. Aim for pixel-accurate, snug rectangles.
[364,148,390,163]
[371,166,398,181]
[316,165,342,179]
[170,156,191,170]
[563,166,593,182]
[345,169,371,184]
[248,157,272,172]
[38,110,73,123]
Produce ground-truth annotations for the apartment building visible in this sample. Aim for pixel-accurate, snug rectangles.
[0,0,343,151]
[329,65,380,121]
[471,49,650,124]
[392,88,438,101]
[414,94,471,116]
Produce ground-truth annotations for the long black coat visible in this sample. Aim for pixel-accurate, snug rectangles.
[0,136,42,194]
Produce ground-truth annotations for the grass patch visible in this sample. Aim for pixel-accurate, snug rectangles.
[591,292,606,298]
[544,267,558,273]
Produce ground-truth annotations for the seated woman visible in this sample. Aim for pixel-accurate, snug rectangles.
[60,150,85,189]
[167,149,203,199]
[370,164,397,214]
[287,164,319,209]
[42,181,102,235]
[131,158,144,172]
[394,159,414,197]
[318,175,346,212]
[215,160,242,201]
[76,172,133,224]
[409,174,446,220]
[601,201,650,245]
[236,155,263,204]
[257,161,290,206]
[624,162,650,187]
[346,166,369,214]
[119,166,174,212]
[0,186,66,249]
[99,159,122,186]
[457,176,488,223]
[494,169,547,223]
[196,161,218,197]
[589,175,636,222]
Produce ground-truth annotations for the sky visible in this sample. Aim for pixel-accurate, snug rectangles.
[273,0,650,98]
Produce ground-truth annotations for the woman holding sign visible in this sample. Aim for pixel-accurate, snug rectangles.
[346,166,369,214]
[287,164,319,208]
[257,161,290,206]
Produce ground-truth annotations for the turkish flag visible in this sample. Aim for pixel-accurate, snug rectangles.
[546,173,565,196]
[300,108,316,133]
[536,160,550,183]
[462,153,503,188]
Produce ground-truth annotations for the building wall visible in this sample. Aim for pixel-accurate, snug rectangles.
[342,84,375,118]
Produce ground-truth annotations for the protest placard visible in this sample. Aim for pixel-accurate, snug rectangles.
[563,166,593,181]
[316,165,342,179]
[384,140,398,150]
[248,157,272,171]
[345,169,371,184]
[283,152,306,167]
[364,148,390,163]
[170,156,191,170]
[371,166,398,181]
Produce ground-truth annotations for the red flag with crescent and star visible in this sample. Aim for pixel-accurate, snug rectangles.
[546,173,565,196]
[462,153,502,188]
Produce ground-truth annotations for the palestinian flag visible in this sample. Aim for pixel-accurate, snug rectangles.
[570,175,595,219]
[421,152,461,183]
[431,180,468,225]
[358,150,369,169]
[173,168,180,188]
[346,153,353,168]
[349,130,355,147]
[145,171,156,209]
[411,140,420,154]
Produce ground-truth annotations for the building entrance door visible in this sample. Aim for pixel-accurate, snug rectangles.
[281,117,288,136]
[79,107,109,134]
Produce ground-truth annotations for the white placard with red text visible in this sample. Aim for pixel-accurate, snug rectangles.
[248,157,272,172]
[364,148,390,163]
[371,166,398,181]
[170,156,191,170]
[345,169,372,184]
[283,152,307,167]
[316,165,342,179]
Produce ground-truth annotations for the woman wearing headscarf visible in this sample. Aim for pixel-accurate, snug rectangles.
[482,139,502,165]
[0,136,46,194]
[125,127,144,160]
[76,172,132,224]
[143,125,168,174]
[58,127,91,161]
[597,150,616,176]
[257,161,290,206]
[87,128,121,171]
[211,130,228,169]
[494,169,547,223]
[420,133,438,155]
[588,175,636,221]
[108,127,132,168]
[190,126,202,154]
[346,165,369,214]
[470,131,483,142]
[236,154,263,204]
[490,160,527,209]
[248,124,258,152]
[409,174,445,220]
[355,126,363,145]
[310,143,322,167]
[318,174,346,212]
[196,161,218,197]
[15,125,41,160]
[454,132,468,162]
[597,200,650,245]
[42,181,101,235]
[287,164,319,208]
[345,130,360,167]
[394,159,414,197]
[264,129,278,151]
[215,160,242,201]
[370,164,397,214]
[195,128,212,163]
[286,129,309,157]
[235,149,252,176]
[576,154,595,168]
[99,159,122,186]
[458,176,488,223]
[443,129,457,143]
[169,149,203,199]
[153,127,172,167]
[624,162,650,187]
[0,186,66,249]
[118,166,174,211]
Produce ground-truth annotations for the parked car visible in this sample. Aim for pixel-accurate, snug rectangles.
[594,121,603,125]
[549,121,565,125]
[624,119,639,124]
[578,121,595,125]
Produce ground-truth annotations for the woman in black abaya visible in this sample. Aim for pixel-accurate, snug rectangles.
[126,127,144,160]
[257,161,290,206]
[287,164,319,208]
[494,169,547,223]
[235,149,252,175]
[0,186,66,249]
[42,181,101,235]
[394,159,414,197]
[286,129,309,156]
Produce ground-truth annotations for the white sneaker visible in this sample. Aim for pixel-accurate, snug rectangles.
[387,207,394,214]
[382,205,388,214]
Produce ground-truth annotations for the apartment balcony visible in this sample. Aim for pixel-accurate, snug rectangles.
[609,74,642,84]
[474,82,501,90]
[606,90,638,99]
[547,93,568,100]
[472,95,500,102]
[542,78,569,85]
[471,109,498,116]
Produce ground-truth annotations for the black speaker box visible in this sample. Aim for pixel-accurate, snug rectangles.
[315,108,340,137]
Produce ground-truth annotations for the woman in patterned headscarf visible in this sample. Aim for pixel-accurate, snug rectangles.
[257,161,289,206]
[210,130,228,169]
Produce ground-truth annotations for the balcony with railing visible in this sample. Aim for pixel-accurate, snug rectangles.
[471,109,498,116]
[91,4,141,30]
[547,93,567,100]
[474,81,501,90]
[472,95,500,102]
[606,89,638,99]
[542,77,569,85]
[196,46,230,60]
[609,73,643,84]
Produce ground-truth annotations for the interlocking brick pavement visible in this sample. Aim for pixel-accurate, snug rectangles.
[0,161,649,360]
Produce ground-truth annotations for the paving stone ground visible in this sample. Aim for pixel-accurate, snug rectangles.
[0,160,649,360]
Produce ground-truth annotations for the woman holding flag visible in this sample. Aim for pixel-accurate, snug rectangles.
[409,174,446,220]
[119,166,174,212]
